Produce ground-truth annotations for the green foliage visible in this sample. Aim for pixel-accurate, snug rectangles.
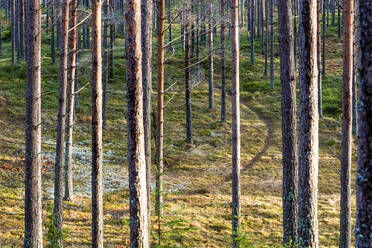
[45,205,68,248]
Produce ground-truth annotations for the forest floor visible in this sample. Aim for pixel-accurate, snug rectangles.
[0,17,358,248]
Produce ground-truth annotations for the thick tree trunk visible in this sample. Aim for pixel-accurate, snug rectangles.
[355,0,372,246]
[141,0,152,237]
[269,0,274,88]
[208,4,214,110]
[297,0,319,245]
[156,0,165,243]
[185,16,192,144]
[24,0,42,245]
[231,0,241,247]
[221,0,226,122]
[339,0,353,247]
[64,0,77,202]
[53,0,69,243]
[277,0,298,244]
[125,0,150,245]
[91,0,104,246]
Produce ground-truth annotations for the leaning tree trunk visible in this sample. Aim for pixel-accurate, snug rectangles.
[64,0,78,202]
[141,0,153,237]
[355,0,372,246]
[24,0,42,245]
[220,0,226,122]
[297,0,319,245]
[156,0,165,243]
[53,0,69,243]
[231,0,241,246]
[208,4,214,109]
[277,0,298,244]
[339,0,353,246]
[125,0,150,245]
[91,0,104,246]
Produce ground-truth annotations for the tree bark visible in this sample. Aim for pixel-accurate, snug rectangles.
[24,0,42,245]
[264,0,268,75]
[220,0,226,122]
[185,13,192,144]
[91,0,104,245]
[250,0,255,64]
[53,0,69,243]
[339,0,353,247]
[231,0,241,246]
[297,0,319,245]
[64,0,78,202]
[317,0,322,118]
[156,0,165,242]
[11,0,15,64]
[18,0,24,59]
[125,0,150,245]
[355,0,372,246]
[208,4,214,110]
[51,0,55,64]
[277,0,298,244]
[269,0,274,88]
[141,0,152,237]
[102,0,109,129]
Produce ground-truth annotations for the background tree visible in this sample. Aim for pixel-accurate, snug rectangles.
[53,0,69,243]
[355,0,372,246]
[339,0,353,246]
[277,0,298,244]
[269,0,274,88]
[185,9,192,144]
[297,0,319,246]
[220,0,226,122]
[24,0,43,245]
[125,0,150,244]
[208,4,214,110]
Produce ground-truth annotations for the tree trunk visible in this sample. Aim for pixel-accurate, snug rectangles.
[24,0,42,245]
[294,0,297,70]
[317,0,322,118]
[339,0,353,247]
[277,0,298,244]
[11,0,15,64]
[231,0,241,246]
[141,0,153,237]
[250,0,255,64]
[297,0,319,245]
[355,0,372,246]
[102,0,109,129]
[264,0,268,75]
[269,0,274,88]
[167,0,172,45]
[185,14,192,144]
[64,0,78,202]
[125,0,150,245]
[51,0,55,64]
[221,0,226,122]
[18,0,24,59]
[208,4,214,110]
[91,0,104,246]
[156,0,165,243]
[322,0,326,76]
[53,0,69,243]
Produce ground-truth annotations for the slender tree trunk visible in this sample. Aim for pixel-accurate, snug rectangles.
[355,0,372,246]
[317,0,322,118]
[208,4,214,110]
[141,0,153,237]
[297,0,319,245]
[109,0,114,81]
[231,0,241,246]
[339,0,353,246]
[278,0,298,244]
[221,0,226,122]
[294,0,297,70]
[53,0,69,244]
[125,0,150,245]
[167,0,172,45]
[51,0,55,64]
[351,55,357,135]
[102,0,109,129]
[18,0,23,59]
[11,0,15,64]
[260,0,264,54]
[24,0,42,245]
[250,0,255,64]
[64,0,77,202]
[91,0,104,246]
[337,5,340,38]
[185,14,192,143]
[156,0,165,243]
[322,0,326,76]
[0,13,2,56]
[195,7,200,78]
[269,0,274,88]
[264,0,268,75]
